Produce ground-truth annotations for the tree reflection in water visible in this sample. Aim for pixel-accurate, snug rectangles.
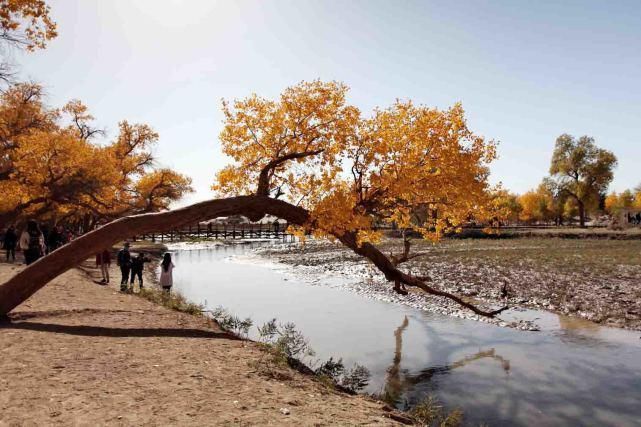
[381,316,511,408]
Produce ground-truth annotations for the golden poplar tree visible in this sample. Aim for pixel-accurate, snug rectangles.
[0,83,193,226]
[1,81,508,318]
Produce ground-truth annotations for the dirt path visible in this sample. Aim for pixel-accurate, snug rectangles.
[0,260,404,426]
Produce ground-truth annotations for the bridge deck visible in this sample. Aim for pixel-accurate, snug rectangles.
[133,223,294,243]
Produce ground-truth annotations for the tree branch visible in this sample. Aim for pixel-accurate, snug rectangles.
[0,196,49,224]
[255,150,323,196]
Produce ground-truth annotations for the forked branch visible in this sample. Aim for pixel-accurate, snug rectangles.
[335,231,508,317]
[256,150,323,196]
[388,233,430,295]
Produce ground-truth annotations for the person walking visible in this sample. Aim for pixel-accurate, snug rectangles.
[130,252,150,290]
[19,220,45,265]
[3,225,17,262]
[117,242,132,291]
[96,249,111,283]
[159,253,175,293]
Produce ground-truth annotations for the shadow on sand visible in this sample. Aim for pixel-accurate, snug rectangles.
[2,321,239,339]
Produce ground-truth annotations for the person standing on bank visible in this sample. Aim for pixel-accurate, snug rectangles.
[96,249,111,284]
[159,253,175,293]
[130,252,150,290]
[19,220,45,265]
[117,242,132,291]
[3,225,17,262]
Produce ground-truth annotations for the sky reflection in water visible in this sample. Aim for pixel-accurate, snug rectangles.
[170,244,641,427]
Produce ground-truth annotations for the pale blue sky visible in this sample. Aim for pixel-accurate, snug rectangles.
[15,0,641,205]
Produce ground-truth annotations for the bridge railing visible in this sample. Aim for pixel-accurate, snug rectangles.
[132,222,294,243]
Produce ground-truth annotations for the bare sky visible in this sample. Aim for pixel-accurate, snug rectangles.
[16,0,641,205]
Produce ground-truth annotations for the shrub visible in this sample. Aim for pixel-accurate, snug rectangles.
[253,319,315,372]
[255,319,370,393]
[138,288,204,315]
[210,306,253,338]
[273,322,315,359]
[341,364,371,392]
[315,357,371,393]
[410,395,463,427]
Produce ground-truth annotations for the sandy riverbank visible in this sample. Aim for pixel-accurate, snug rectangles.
[0,254,406,425]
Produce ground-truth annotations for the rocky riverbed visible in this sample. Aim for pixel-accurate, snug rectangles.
[248,238,641,331]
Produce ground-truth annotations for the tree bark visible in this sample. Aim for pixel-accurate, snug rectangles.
[0,195,506,318]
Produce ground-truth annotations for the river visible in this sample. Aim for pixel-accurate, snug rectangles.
[167,243,641,427]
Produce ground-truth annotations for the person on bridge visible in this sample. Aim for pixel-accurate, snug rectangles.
[117,242,132,291]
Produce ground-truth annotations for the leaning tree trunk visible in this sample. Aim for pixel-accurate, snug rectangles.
[0,196,307,315]
[0,195,506,318]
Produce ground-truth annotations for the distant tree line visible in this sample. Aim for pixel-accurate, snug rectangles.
[491,134,638,226]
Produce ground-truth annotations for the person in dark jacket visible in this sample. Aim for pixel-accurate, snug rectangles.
[47,225,67,253]
[57,225,69,246]
[117,242,132,291]
[3,225,17,262]
[130,252,151,290]
[47,226,58,253]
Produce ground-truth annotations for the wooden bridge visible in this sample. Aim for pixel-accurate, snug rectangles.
[132,222,294,243]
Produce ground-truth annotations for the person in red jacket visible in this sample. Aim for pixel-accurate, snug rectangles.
[95,249,111,283]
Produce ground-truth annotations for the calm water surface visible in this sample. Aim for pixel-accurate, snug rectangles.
[169,244,641,427]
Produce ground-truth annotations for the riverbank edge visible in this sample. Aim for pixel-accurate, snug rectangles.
[0,245,412,425]
[124,242,426,424]
[125,241,417,423]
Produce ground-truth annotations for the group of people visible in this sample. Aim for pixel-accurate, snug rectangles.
[2,221,176,293]
[1,220,69,265]
[99,242,175,293]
